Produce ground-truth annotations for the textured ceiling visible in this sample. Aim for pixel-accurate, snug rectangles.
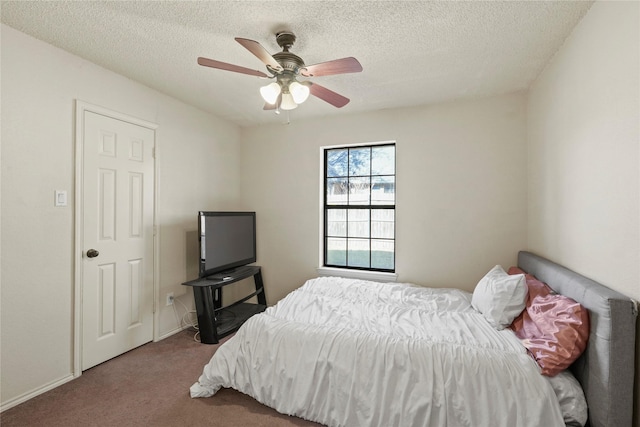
[1,1,593,127]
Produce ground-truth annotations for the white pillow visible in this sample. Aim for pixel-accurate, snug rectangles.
[546,370,588,426]
[471,265,527,329]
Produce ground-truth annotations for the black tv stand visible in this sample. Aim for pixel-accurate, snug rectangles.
[182,265,266,344]
[206,265,252,281]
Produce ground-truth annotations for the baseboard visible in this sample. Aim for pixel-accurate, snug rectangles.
[154,323,193,342]
[0,373,76,413]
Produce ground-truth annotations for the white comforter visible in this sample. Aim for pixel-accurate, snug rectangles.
[191,277,565,427]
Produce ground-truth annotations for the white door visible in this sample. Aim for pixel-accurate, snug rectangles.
[81,110,155,370]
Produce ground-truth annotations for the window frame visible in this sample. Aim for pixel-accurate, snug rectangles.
[320,141,397,276]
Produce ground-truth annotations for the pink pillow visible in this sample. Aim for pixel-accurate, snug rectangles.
[507,267,589,376]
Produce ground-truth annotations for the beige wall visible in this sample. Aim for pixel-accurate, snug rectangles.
[0,25,241,408]
[240,93,528,304]
[526,2,639,425]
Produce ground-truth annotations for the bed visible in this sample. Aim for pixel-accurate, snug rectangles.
[190,251,637,426]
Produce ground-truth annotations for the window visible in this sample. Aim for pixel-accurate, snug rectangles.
[323,143,395,272]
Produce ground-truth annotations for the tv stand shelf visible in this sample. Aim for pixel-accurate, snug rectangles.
[182,265,266,344]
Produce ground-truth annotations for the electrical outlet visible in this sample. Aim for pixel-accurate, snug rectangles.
[166,292,174,306]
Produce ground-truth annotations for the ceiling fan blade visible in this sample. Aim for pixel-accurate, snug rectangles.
[235,38,283,71]
[309,83,350,108]
[197,57,268,78]
[300,57,363,77]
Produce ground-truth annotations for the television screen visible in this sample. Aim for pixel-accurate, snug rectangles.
[198,211,256,278]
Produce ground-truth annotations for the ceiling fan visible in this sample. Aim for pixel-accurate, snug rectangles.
[197,32,363,111]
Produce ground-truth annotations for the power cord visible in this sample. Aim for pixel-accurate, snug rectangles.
[171,295,201,342]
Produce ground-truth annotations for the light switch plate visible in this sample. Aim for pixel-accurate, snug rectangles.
[55,190,67,207]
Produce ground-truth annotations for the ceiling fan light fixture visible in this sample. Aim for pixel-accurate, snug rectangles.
[289,81,310,104]
[260,82,281,105]
[280,92,298,110]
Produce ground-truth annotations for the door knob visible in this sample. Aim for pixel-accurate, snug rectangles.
[86,249,100,258]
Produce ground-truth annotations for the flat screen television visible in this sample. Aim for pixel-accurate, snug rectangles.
[198,211,256,278]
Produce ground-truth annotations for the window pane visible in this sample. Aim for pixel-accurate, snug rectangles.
[347,238,369,268]
[348,177,370,205]
[371,145,395,175]
[349,147,370,176]
[371,176,395,205]
[327,178,348,205]
[371,209,394,239]
[371,240,394,270]
[326,237,346,266]
[347,209,369,238]
[327,209,346,237]
[327,149,348,177]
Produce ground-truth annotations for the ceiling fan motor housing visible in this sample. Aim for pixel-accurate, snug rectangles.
[269,32,305,75]
[272,52,305,73]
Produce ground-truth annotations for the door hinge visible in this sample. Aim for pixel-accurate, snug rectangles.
[152,147,156,158]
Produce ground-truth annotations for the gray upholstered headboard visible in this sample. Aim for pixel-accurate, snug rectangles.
[517,251,637,427]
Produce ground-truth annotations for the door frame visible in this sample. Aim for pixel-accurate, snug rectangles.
[73,100,160,377]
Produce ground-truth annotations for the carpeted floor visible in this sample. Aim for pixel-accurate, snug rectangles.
[1,329,323,426]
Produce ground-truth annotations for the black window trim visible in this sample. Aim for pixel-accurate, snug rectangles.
[322,142,396,273]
